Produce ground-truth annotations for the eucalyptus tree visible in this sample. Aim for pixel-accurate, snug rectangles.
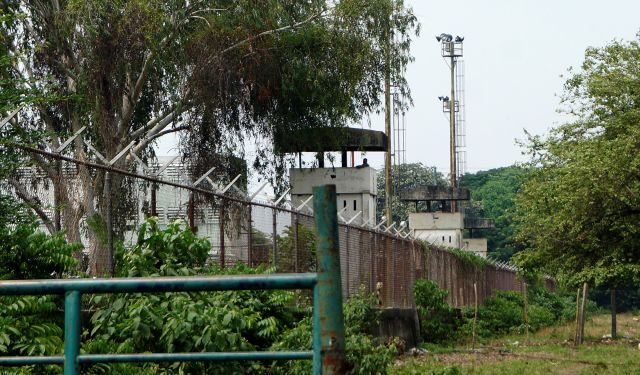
[2,0,418,274]
[514,35,640,336]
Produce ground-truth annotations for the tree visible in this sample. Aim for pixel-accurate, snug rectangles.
[513,35,640,337]
[2,0,419,274]
[376,163,446,224]
[459,166,530,261]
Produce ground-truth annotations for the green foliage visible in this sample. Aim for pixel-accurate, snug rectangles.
[513,35,640,289]
[448,248,489,270]
[0,224,79,280]
[461,289,582,339]
[0,223,80,374]
[88,218,297,374]
[115,218,210,277]
[414,280,460,343]
[271,289,397,375]
[459,166,530,261]
[275,223,317,272]
[414,278,578,343]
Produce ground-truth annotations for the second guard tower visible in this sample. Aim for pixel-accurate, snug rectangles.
[401,186,495,257]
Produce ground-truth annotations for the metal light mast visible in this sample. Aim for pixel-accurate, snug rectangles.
[436,33,464,211]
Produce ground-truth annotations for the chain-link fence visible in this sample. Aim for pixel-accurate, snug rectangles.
[3,147,537,309]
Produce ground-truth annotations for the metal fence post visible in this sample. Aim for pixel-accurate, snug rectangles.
[293,213,299,273]
[64,291,81,375]
[247,203,253,266]
[312,185,346,375]
[219,203,225,269]
[272,208,278,268]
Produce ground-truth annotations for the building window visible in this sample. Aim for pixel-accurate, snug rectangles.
[353,200,357,210]
[449,236,452,243]
[442,236,445,242]
[343,200,346,208]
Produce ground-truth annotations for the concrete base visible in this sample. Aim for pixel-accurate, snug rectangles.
[370,308,421,349]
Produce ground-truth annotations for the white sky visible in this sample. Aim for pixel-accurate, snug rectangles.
[158,0,640,179]
[369,0,640,173]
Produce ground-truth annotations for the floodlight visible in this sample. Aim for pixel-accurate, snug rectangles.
[436,33,452,42]
[455,36,464,42]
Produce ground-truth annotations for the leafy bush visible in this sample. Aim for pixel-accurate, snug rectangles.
[271,289,397,375]
[414,280,461,343]
[0,223,81,374]
[115,218,210,277]
[276,223,317,272]
[0,224,80,280]
[461,289,574,338]
[414,278,578,342]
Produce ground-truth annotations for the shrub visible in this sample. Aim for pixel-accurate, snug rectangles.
[271,289,397,375]
[414,280,461,343]
[0,224,81,374]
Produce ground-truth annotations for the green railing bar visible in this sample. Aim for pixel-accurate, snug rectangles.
[64,291,81,375]
[0,357,64,365]
[78,351,313,363]
[313,185,347,375]
[0,351,312,366]
[0,273,317,295]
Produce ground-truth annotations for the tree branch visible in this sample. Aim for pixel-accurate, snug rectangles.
[8,178,56,234]
[129,106,180,142]
[216,9,329,58]
[132,124,189,155]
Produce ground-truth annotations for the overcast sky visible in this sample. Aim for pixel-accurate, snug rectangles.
[370,0,640,173]
[158,0,640,180]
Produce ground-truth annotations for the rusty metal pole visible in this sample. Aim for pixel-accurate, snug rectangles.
[293,213,299,273]
[219,204,225,269]
[449,47,457,212]
[312,185,346,375]
[150,183,157,217]
[272,208,278,268]
[247,204,253,266]
[188,193,195,230]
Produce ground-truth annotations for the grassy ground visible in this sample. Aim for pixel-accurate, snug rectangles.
[392,313,640,375]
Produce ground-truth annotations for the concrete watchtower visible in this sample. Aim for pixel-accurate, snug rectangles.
[275,127,388,226]
[400,186,495,257]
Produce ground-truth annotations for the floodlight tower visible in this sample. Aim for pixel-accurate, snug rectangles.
[436,33,464,211]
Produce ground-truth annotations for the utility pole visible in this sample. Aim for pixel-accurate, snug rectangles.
[384,9,393,224]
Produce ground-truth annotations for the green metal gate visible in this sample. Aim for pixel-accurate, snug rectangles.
[0,185,346,374]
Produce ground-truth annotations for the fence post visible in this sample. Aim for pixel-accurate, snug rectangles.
[312,185,346,375]
[247,203,253,266]
[105,171,114,276]
[219,203,225,269]
[293,213,299,273]
[272,208,278,268]
[64,291,81,375]
[150,182,157,217]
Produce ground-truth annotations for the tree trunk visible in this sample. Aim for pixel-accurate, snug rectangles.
[611,288,617,339]
[579,282,589,344]
[574,287,581,346]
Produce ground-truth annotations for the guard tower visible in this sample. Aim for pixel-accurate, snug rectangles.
[400,186,496,257]
[276,127,387,226]
[401,186,470,248]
